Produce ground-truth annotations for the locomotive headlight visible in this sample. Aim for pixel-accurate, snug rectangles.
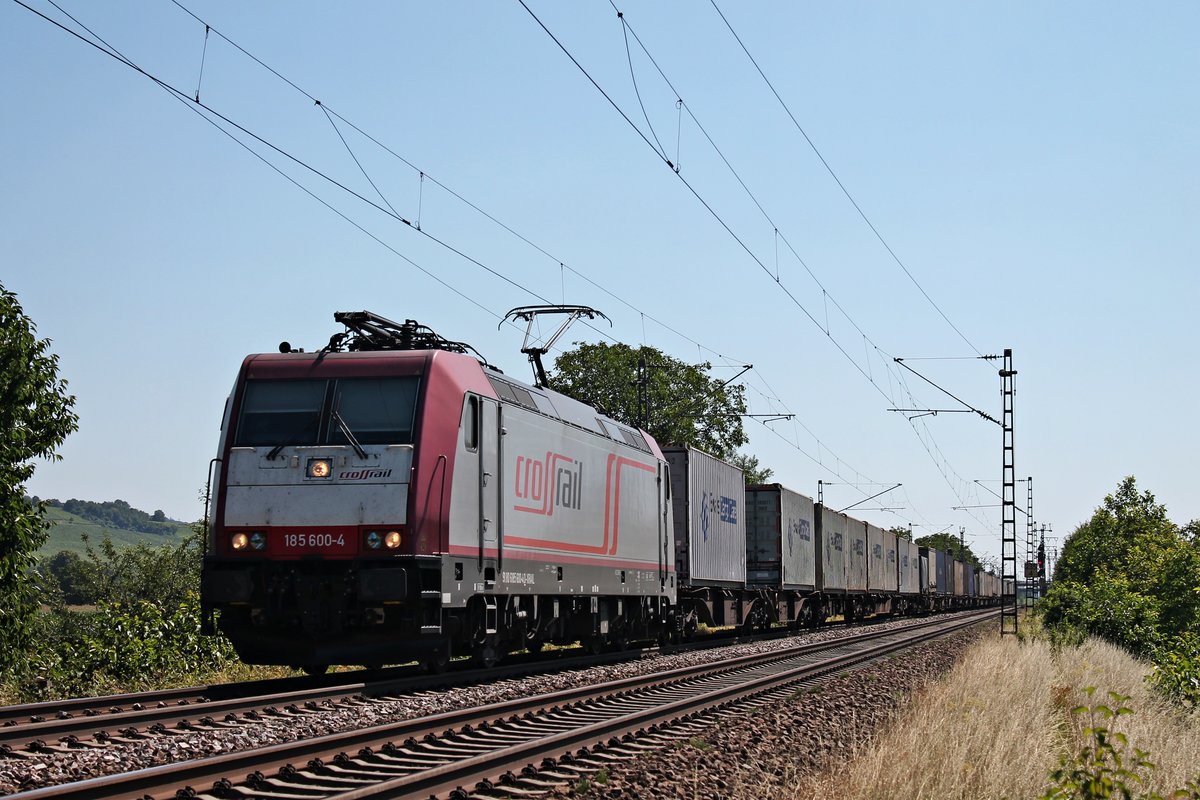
[365,531,382,549]
[249,532,267,551]
[384,530,402,549]
[307,458,332,479]
[231,532,249,551]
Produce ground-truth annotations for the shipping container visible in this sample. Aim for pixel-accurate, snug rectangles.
[867,523,899,593]
[664,447,746,588]
[927,548,950,595]
[967,567,977,598]
[814,504,847,592]
[953,560,965,597]
[746,484,816,590]
[898,537,920,595]
[845,515,868,593]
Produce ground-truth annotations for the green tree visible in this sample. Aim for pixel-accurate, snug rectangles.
[914,532,981,569]
[549,341,749,459]
[1040,477,1200,697]
[727,452,773,485]
[890,525,913,541]
[1054,477,1176,586]
[0,284,78,670]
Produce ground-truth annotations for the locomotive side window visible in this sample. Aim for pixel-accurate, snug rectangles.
[329,377,419,445]
[464,396,479,451]
[235,380,327,446]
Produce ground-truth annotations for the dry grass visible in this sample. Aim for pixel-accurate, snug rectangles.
[787,632,1200,799]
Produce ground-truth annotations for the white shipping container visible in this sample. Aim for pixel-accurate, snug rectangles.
[898,537,920,595]
[746,485,816,590]
[846,515,868,593]
[815,504,847,592]
[867,523,898,593]
[664,447,746,587]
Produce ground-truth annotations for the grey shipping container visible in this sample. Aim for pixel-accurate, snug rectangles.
[867,523,898,593]
[953,560,965,597]
[845,515,867,593]
[898,537,920,595]
[664,447,746,588]
[814,504,847,592]
[746,484,816,590]
[967,568,977,597]
[922,547,950,595]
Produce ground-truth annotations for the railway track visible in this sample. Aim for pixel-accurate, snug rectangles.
[4,609,994,800]
[0,610,951,754]
[0,648,655,754]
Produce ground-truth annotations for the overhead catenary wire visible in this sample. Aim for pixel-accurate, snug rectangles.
[23,0,506,326]
[524,0,999,532]
[706,0,986,362]
[163,0,904,500]
[18,0,989,531]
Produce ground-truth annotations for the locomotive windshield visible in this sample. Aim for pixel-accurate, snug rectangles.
[234,377,419,447]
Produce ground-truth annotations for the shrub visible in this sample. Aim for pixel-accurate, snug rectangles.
[1150,634,1200,712]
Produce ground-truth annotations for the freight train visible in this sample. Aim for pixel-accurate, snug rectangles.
[201,311,998,673]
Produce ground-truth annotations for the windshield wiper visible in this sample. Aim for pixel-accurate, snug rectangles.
[332,407,368,460]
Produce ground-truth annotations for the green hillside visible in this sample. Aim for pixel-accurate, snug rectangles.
[38,505,194,557]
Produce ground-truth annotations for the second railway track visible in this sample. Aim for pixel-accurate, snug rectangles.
[3,609,994,800]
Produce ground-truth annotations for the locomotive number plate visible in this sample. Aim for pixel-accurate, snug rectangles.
[278,531,356,555]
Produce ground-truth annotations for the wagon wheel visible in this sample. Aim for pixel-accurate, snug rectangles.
[301,664,329,677]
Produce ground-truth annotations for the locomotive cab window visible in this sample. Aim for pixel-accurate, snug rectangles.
[329,377,419,445]
[234,376,419,447]
[235,380,326,446]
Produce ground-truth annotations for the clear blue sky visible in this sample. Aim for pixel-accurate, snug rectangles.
[3,1,1196,565]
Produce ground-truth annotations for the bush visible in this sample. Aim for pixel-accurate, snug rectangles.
[1041,575,1162,657]
[1042,688,1200,800]
[19,594,239,701]
[1150,634,1200,713]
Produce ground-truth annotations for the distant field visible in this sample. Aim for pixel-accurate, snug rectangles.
[38,506,193,556]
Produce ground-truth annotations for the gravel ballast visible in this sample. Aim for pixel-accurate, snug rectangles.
[0,614,985,795]
[563,624,992,799]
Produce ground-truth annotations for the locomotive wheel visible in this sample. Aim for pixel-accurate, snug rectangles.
[472,643,498,669]
[301,664,329,677]
[423,647,450,674]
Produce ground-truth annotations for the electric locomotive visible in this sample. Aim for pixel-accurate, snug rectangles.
[201,311,675,673]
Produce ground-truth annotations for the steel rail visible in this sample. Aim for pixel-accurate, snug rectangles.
[336,611,993,799]
[5,610,994,800]
[0,608,979,751]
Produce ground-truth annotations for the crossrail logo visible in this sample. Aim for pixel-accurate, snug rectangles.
[513,452,583,516]
[338,468,392,480]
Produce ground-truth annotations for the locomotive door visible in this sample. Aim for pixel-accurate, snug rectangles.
[478,397,501,572]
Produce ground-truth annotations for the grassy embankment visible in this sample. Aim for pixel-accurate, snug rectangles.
[785,626,1200,799]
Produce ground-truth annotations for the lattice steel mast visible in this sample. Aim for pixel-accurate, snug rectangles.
[1025,477,1035,610]
[1000,349,1018,635]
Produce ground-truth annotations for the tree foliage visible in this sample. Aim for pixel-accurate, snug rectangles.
[914,532,982,569]
[727,453,773,485]
[1041,477,1200,702]
[549,341,749,459]
[0,284,78,671]
[38,497,179,534]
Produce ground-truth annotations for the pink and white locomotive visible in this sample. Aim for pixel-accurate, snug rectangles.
[202,312,675,672]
